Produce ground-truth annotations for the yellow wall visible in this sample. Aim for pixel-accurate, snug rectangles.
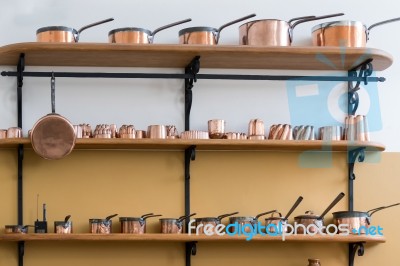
[0,149,399,266]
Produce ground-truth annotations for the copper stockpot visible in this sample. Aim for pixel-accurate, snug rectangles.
[312,17,400,47]
[193,212,238,234]
[30,76,76,160]
[120,213,162,234]
[109,18,191,44]
[36,18,114,42]
[179,14,255,45]
[229,210,276,233]
[89,214,118,234]
[294,192,345,234]
[265,196,303,234]
[332,203,399,234]
[239,13,343,46]
[160,213,196,234]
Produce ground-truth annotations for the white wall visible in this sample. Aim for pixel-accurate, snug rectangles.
[0,0,399,151]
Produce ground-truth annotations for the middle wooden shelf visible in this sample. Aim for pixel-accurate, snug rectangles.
[0,233,386,243]
[0,138,385,151]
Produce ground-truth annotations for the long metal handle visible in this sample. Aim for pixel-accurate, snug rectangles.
[50,74,55,113]
[217,211,239,220]
[151,18,192,37]
[216,13,256,43]
[291,13,345,29]
[287,16,316,25]
[255,210,277,219]
[318,192,345,219]
[284,196,303,219]
[368,202,400,216]
[78,18,114,34]
[368,17,400,31]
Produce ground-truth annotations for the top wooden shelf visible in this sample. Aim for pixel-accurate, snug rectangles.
[0,42,393,71]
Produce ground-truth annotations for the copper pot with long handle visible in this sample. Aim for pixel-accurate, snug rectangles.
[30,75,76,160]
[312,17,400,47]
[333,202,400,234]
[120,213,163,234]
[265,196,303,233]
[179,14,256,45]
[36,18,114,42]
[239,13,344,46]
[109,18,191,44]
[294,192,345,234]
[160,213,196,234]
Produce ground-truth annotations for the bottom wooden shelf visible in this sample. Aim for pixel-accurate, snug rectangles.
[0,233,386,243]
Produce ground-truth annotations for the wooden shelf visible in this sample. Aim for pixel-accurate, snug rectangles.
[0,138,385,152]
[0,233,385,243]
[0,42,393,71]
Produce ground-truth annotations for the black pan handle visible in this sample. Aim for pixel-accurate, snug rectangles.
[368,202,400,216]
[255,210,277,220]
[318,192,345,219]
[50,73,56,113]
[284,196,303,220]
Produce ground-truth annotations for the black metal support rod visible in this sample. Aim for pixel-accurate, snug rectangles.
[16,53,25,266]
[1,70,385,82]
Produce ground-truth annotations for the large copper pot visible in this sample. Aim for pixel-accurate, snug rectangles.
[239,13,343,46]
[36,18,114,42]
[179,14,255,45]
[332,203,399,234]
[312,17,400,47]
[30,75,76,160]
[109,18,191,44]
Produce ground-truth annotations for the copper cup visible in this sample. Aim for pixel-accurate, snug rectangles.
[208,119,225,139]
[0,129,7,139]
[136,130,147,139]
[147,125,167,139]
[7,127,22,138]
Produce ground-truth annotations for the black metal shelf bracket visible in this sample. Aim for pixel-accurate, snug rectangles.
[17,53,25,266]
[348,59,374,115]
[349,242,365,266]
[348,147,365,212]
[185,56,200,131]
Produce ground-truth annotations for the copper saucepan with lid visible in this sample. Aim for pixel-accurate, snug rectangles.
[36,17,114,42]
[332,202,400,234]
[179,14,256,45]
[109,18,191,44]
[265,196,303,233]
[30,75,76,160]
[312,17,400,47]
[294,192,345,234]
[239,13,344,46]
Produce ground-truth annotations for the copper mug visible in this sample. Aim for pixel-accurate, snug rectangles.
[208,119,225,139]
[147,125,167,139]
[7,127,22,138]
[0,129,7,139]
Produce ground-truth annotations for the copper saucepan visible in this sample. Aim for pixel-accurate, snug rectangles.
[179,14,256,45]
[109,18,191,44]
[159,213,196,234]
[294,192,345,234]
[265,196,303,233]
[36,18,114,42]
[120,213,163,234]
[30,75,76,160]
[193,212,239,234]
[333,202,400,234]
[239,13,344,46]
[312,17,400,47]
[229,210,276,233]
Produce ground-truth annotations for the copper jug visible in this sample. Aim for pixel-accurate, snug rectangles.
[308,258,321,266]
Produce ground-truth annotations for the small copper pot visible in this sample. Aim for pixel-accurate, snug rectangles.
[6,127,22,138]
[120,213,162,234]
[160,213,196,234]
[5,225,33,234]
[179,14,255,45]
[109,18,191,44]
[0,129,7,139]
[248,119,265,139]
[312,17,400,47]
[193,212,238,234]
[37,18,114,42]
[89,214,118,234]
[54,215,72,234]
[208,119,225,139]
[147,125,167,139]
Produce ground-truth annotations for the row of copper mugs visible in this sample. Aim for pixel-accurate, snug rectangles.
[35,13,400,47]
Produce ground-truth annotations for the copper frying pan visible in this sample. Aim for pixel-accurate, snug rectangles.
[30,75,76,160]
